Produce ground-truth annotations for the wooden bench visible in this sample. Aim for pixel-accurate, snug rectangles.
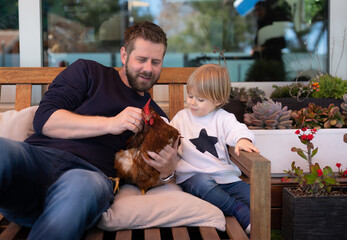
[0,67,271,240]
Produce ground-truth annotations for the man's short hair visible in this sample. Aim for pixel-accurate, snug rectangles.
[124,21,167,56]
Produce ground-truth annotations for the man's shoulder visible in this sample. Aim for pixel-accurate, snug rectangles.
[71,59,114,71]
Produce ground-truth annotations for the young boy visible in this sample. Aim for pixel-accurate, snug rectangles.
[170,64,259,234]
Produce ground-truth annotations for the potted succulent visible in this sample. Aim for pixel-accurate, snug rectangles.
[223,86,266,123]
[281,128,347,240]
[339,93,347,126]
[243,99,292,129]
[243,100,347,174]
[291,102,345,129]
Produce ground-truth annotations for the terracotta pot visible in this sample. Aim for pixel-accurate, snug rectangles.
[282,187,347,240]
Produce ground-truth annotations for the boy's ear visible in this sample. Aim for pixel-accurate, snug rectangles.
[214,100,222,107]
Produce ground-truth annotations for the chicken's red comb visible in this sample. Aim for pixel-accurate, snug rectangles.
[144,99,151,114]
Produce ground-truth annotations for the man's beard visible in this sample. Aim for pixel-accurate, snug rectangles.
[125,64,159,92]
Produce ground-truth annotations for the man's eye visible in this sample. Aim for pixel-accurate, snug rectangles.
[152,61,161,66]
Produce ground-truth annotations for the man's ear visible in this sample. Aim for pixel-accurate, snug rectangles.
[120,47,127,65]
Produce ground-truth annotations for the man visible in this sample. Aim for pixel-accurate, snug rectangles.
[0,21,178,240]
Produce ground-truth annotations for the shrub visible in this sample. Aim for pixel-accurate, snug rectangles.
[310,74,347,99]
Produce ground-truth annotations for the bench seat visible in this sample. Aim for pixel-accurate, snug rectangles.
[0,67,271,240]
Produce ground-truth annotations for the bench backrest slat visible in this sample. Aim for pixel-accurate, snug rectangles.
[0,67,196,119]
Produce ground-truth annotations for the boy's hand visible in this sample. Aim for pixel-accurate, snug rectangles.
[234,138,260,156]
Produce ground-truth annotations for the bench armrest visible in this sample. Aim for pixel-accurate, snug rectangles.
[228,146,271,240]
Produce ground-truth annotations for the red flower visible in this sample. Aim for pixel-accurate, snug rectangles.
[301,134,307,140]
[307,134,313,140]
[295,130,300,135]
[317,169,323,176]
[343,170,347,177]
[336,163,342,168]
[301,127,307,131]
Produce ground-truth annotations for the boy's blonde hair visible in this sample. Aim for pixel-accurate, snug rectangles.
[187,64,231,107]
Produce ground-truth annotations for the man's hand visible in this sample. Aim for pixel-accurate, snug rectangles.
[142,137,180,179]
[234,138,260,156]
[107,107,143,135]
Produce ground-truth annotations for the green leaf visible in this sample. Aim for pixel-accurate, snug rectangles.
[291,161,296,169]
[319,182,324,188]
[297,151,307,160]
[323,167,333,176]
[324,166,333,172]
[291,147,299,152]
[310,164,320,176]
[324,177,337,185]
[311,148,318,158]
[305,174,316,184]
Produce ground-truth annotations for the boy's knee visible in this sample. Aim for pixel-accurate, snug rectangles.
[185,173,218,195]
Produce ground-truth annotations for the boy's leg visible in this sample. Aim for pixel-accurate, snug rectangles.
[220,181,250,208]
[28,169,114,240]
[179,173,250,230]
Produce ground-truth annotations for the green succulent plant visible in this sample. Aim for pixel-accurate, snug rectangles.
[230,86,266,113]
[291,103,345,129]
[230,87,248,102]
[340,94,347,125]
[310,74,347,99]
[270,83,312,99]
[291,103,326,129]
[244,100,293,129]
[324,104,345,128]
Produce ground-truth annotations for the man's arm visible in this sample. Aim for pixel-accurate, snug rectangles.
[42,107,144,139]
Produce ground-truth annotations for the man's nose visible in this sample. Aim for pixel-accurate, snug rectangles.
[143,61,153,73]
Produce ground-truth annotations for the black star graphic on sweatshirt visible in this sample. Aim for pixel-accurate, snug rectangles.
[190,128,219,158]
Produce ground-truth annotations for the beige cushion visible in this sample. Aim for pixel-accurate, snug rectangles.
[98,183,226,231]
[0,106,38,141]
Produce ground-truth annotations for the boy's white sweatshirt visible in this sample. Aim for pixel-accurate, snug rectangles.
[170,108,255,184]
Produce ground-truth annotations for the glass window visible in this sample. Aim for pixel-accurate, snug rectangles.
[0,0,20,67]
[42,0,328,82]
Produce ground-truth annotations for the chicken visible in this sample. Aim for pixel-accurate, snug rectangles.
[112,99,180,194]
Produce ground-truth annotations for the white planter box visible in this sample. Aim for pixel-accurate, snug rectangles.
[252,129,347,175]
